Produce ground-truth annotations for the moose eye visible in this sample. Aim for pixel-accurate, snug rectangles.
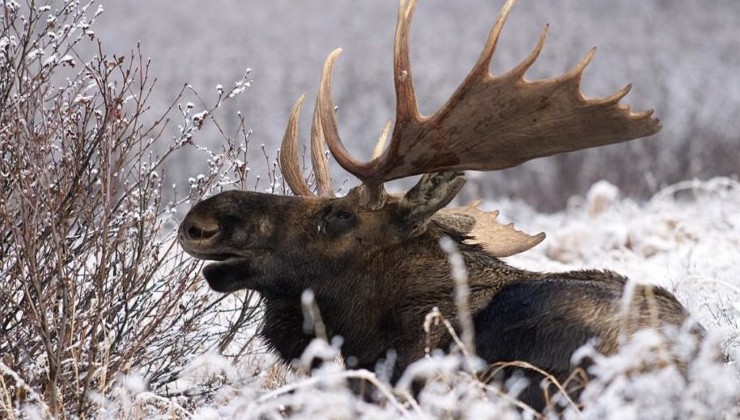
[336,210,353,220]
[321,207,357,236]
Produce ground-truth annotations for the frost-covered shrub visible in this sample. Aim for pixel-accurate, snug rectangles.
[176,315,738,419]
[0,1,261,417]
[568,328,739,420]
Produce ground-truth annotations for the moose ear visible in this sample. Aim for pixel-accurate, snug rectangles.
[395,171,467,237]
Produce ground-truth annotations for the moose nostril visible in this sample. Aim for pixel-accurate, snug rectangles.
[186,223,219,240]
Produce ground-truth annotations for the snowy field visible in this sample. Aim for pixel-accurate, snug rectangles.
[117,177,740,419]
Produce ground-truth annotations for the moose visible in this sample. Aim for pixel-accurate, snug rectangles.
[179,0,695,411]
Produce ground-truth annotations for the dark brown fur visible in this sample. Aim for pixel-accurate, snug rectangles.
[179,179,695,411]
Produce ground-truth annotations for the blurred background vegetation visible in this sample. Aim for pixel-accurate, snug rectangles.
[92,0,740,210]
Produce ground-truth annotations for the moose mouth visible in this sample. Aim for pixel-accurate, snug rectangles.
[201,256,255,293]
[192,248,271,293]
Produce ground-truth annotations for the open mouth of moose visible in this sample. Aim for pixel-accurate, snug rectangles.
[193,251,266,293]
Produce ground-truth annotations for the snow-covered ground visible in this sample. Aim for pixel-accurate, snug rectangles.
[121,177,740,419]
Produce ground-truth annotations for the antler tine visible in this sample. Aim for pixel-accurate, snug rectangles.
[310,97,335,197]
[468,0,516,80]
[393,0,421,122]
[372,121,393,159]
[506,23,548,80]
[317,48,377,181]
[280,95,314,196]
[317,0,424,184]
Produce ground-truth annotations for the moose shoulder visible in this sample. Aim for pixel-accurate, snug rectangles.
[179,0,695,411]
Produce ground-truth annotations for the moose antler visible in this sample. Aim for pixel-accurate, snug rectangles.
[280,96,334,197]
[317,0,661,185]
[436,201,545,257]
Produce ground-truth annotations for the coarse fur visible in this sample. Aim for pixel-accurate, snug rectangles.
[179,185,695,411]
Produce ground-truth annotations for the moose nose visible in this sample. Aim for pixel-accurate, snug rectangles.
[179,216,220,243]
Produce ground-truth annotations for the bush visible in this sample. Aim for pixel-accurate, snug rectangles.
[0,1,261,417]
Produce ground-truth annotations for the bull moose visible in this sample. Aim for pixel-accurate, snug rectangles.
[179,0,694,411]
